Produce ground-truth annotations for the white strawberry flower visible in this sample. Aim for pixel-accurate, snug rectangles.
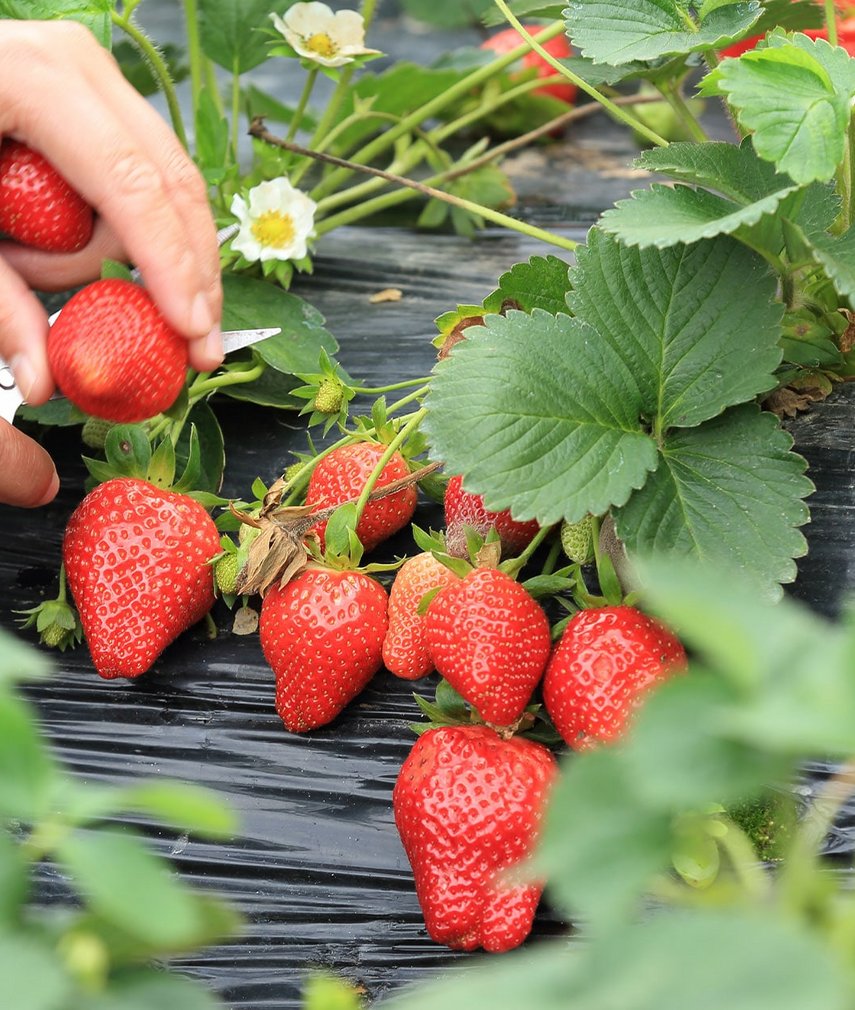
[230,177,317,263]
[270,2,379,68]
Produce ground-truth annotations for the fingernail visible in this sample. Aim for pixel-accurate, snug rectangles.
[190,292,215,336]
[36,470,60,507]
[205,324,223,364]
[10,353,37,402]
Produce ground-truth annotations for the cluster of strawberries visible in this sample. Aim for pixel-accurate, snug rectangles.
[3,138,687,955]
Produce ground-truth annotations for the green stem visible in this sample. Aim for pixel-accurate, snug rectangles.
[188,362,266,401]
[307,21,568,200]
[231,57,242,160]
[111,12,188,148]
[661,81,708,143]
[825,0,839,46]
[492,0,668,147]
[541,537,563,578]
[502,523,555,579]
[286,68,319,144]
[388,385,431,415]
[352,409,426,524]
[717,822,772,900]
[352,377,432,394]
[182,0,204,115]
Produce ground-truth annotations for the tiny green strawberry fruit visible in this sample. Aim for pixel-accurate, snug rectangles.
[81,416,116,450]
[314,377,345,414]
[560,515,595,565]
[214,553,240,596]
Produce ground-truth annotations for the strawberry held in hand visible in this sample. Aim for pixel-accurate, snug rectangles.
[63,478,220,679]
[305,441,417,553]
[543,605,687,750]
[48,278,189,423]
[260,566,388,733]
[444,474,540,559]
[382,551,460,680]
[0,139,94,252]
[425,566,551,726]
[393,724,557,952]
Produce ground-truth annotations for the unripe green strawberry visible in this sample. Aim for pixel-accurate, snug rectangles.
[41,622,74,649]
[314,378,344,414]
[214,553,240,596]
[81,416,115,450]
[560,515,595,565]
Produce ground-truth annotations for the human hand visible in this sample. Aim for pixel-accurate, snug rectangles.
[0,19,224,507]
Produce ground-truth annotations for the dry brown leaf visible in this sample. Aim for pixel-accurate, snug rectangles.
[232,606,259,636]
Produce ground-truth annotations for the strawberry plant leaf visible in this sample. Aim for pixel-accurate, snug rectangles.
[0,691,56,821]
[0,0,112,47]
[615,406,813,597]
[197,0,272,72]
[483,254,573,315]
[221,274,338,376]
[800,226,855,307]
[568,230,783,428]
[564,0,762,65]
[482,2,565,25]
[175,403,226,495]
[705,41,852,184]
[0,934,74,1010]
[0,629,51,685]
[424,310,660,525]
[400,0,492,27]
[84,970,223,1010]
[119,782,237,840]
[751,0,823,34]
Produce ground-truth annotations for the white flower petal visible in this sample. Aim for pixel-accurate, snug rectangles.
[229,177,316,263]
[328,9,366,47]
[283,2,336,35]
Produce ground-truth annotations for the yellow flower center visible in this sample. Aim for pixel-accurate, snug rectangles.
[304,32,338,58]
[250,210,296,249]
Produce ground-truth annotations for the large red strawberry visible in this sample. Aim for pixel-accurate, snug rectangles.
[0,139,94,252]
[47,278,188,423]
[63,478,220,679]
[424,566,551,726]
[305,442,417,553]
[382,552,460,680]
[480,26,577,104]
[444,474,540,559]
[393,724,557,952]
[543,605,687,750]
[259,566,389,732]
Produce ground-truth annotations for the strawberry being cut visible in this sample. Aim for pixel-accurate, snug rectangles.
[382,551,461,680]
[444,474,540,559]
[305,441,418,553]
[393,724,557,952]
[47,278,189,423]
[63,478,220,679]
[424,566,551,726]
[259,566,389,733]
[543,604,687,750]
[0,138,94,252]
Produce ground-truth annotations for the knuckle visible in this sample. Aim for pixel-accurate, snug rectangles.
[108,151,165,201]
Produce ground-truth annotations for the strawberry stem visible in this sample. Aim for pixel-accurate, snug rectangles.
[351,408,427,526]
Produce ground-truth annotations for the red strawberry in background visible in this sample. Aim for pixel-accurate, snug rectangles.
[382,551,461,680]
[444,474,540,559]
[425,566,551,726]
[259,566,389,732]
[48,278,189,423]
[305,442,417,553]
[63,478,220,679]
[393,724,557,952]
[0,139,94,252]
[543,605,687,750]
[480,26,577,104]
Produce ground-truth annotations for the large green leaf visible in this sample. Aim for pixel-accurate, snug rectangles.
[802,227,855,307]
[564,0,762,64]
[1,934,73,1010]
[424,310,659,525]
[483,1,565,25]
[615,406,812,596]
[401,0,492,27]
[0,0,111,46]
[599,141,801,247]
[483,254,573,315]
[568,230,783,428]
[0,691,55,821]
[221,274,338,375]
[706,42,851,183]
[197,0,272,72]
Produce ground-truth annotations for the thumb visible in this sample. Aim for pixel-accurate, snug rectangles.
[0,420,59,507]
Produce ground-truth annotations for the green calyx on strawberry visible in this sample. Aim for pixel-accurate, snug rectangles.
[48,278,189,423]
[63,476,221,679]
[16,565,82,653]
[393,722,558,952]
[0,139,94,252]
[290,349,355,433]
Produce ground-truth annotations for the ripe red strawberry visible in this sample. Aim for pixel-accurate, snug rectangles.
[543,605,687,750]
[48,278,189,423]
[444,474,540,559]
[425,567,551,726]
[0,139,94,252]
[393,724,557,952]
[382,552,460,680]
[63,478,220,679]
[480,26,577,104]
[259,566,389,732]
[305,442,417,553]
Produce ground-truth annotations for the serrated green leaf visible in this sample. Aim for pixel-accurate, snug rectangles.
[767,29,855,96]
[568,230,783,428]
[15,397,87,427]
[423,310,659,525]
[565,0,763,65]
[221,274,338,375]
[483,254,573,315]
[802,226,855,308]
[197,0,271,72]
[615,406,812,597]
[0,0,112,47]
[711,43,850,183]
